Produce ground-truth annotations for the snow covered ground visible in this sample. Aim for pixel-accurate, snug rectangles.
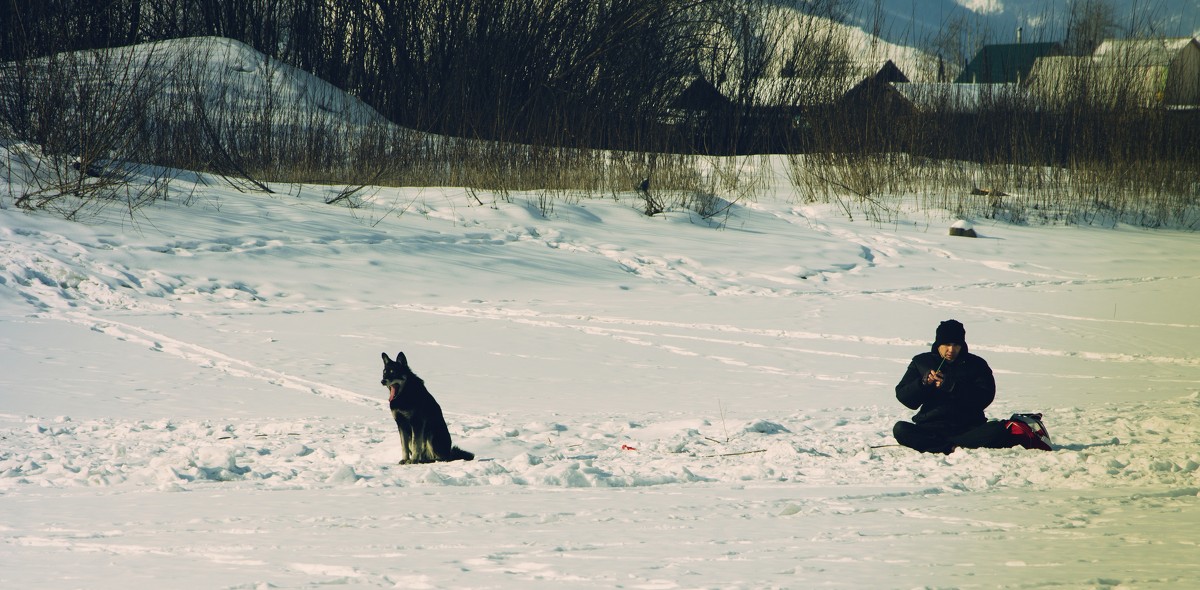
[3,151,1199,589]
[2,34,1199,590]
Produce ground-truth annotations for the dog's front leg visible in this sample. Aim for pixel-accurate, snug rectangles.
[399,429,413,464]
[395,416,414,464]
[409,422,430,463]
[405,430,422,464]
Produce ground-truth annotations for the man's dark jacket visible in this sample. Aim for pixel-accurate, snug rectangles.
[895,342,995,436]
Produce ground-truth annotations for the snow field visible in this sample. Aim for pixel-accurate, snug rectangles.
[3,57,1200,587]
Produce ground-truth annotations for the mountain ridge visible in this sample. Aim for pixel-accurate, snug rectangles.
[833,0,1199,50]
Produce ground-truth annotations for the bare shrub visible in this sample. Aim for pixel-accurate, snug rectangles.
[0,43,176,218]
[787,152,904,222]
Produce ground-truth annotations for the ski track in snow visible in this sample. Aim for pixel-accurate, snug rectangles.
[389,303,1200,369]
[65,311,378,408]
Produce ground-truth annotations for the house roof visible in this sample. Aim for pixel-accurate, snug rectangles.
[955,42,1061,84]
[670,77,730,111]
[867,59,910,84]
[1093,37,1199,66]
[668,60,911,110]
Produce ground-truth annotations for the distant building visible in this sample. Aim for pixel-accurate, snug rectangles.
[1094,37,1200,106]
[668,77,732,116]
[662,60,914,153]
[667,60,911,116]
[834,60,912,116]
[1027,37,1200,108]
[955,42,1061,84]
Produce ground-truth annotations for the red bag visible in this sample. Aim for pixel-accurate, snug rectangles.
[1006,413,1053,451]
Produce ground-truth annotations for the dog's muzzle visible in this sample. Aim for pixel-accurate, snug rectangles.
[382,377,405,401]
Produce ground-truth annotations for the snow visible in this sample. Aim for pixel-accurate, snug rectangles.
[5,166,1199,590]
[4,43,1200,590]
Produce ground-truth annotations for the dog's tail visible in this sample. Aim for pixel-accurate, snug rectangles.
[450,446,475,461]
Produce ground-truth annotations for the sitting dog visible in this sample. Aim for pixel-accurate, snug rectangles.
[381,352,474,463]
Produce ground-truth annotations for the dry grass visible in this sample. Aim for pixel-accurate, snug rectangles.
[787,152,1200,228]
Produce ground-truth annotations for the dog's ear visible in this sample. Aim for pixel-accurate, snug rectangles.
[382,352,392,365]
[396,352,407,366]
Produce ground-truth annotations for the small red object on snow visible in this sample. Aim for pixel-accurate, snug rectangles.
[621,444,637,451]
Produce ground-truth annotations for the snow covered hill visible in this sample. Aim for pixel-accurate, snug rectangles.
[849,0,1200,48]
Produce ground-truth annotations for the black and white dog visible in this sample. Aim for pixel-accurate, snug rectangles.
[381,352,474,463]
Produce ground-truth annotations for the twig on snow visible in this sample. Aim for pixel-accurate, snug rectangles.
[699,449,766,458]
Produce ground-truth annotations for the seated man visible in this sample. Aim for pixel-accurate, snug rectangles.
[893,319,1050,454]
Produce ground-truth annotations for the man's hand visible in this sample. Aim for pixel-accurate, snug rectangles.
[925,370,957,391]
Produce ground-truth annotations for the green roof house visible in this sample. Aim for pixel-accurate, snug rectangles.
[955,42,1061,84]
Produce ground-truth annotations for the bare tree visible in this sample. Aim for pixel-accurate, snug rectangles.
[1064,0,1120,55]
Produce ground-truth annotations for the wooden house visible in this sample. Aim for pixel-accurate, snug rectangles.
[669,77,733,114]
[833,60,913,118]
[1094,37,1200,106]
[662,60,916,153]
[1027,37,1200,108]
